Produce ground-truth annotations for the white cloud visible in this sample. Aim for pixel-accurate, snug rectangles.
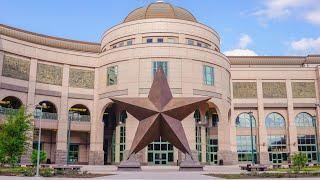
[224,34,257,56]
[224,49,258,56]
[305,9,320,25]
[253,0,320,25]
[291,37,320,53]
[238,34,252,49]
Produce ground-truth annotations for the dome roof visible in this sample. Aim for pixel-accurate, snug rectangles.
[124,1,197,23]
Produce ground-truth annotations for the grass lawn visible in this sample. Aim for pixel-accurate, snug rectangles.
[271,166,320,172]
[207,172,320,179]
[0,167,113,178]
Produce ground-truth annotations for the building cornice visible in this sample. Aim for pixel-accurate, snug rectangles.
[0,24,101,53]
[228,55,320,65]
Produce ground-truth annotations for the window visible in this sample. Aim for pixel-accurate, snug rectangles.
[236,113,256,128]
[167,37,176,43]
[107,66,118,86]
[147,38,153,43]
[157,38,164,43]
[298,135,317,162]
[127,40,133,46]
[152,61,168,77]
[203,65,214,86]
[265,113,286,128]
[68,144,79,164]
[147,137,174,165]
[295,112,314,127]
[187,39,194,45]
[119,111,127,162]
[194,109,202,162]
[268,135,288,164]
[206,135,218,165]
[237,136,257,162]
[197,42,202,47]
[212,113,219,127]
[119,42,124,47]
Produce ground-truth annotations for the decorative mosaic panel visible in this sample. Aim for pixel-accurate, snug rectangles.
[292,82,316,98]
[36,63,63,85]
[69,68,94,89]
[2,55,30,80]
[233,82,257,99]
[263,82,287,98]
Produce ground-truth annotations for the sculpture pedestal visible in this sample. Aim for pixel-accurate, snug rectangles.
[117,154,141,171]
[179,154,203,171]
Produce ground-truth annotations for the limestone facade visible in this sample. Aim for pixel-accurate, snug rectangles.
[0,2,320,166]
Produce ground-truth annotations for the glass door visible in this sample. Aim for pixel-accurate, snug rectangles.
[148,137,174,165]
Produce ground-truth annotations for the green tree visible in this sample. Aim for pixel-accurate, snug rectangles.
[0,106,32,167]
[291,152,308,172]
[31,150,47,166]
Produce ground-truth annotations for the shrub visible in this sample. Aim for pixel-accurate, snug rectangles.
[291,152,308,172]
[22,167,35,177]
[31,150,47,166]
[40,167,54,177]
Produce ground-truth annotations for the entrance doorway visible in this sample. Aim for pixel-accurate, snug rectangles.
[103,104,117,165]
[147,137,174,165]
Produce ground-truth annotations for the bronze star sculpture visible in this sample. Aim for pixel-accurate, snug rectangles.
[111,66,210,171]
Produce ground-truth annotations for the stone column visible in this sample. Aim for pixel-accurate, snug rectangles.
[286,80,298,155]
[55,65,69,164]
[0,51,3,84]
[182,114,197,159]
[201,126,206,163]
[315,66,320,157]
[257,80,269,164]
[89,69,104,165]
[21,58,37,164]
[218,104,237,165]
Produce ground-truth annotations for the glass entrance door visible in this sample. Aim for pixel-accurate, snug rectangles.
[148,137,174,165]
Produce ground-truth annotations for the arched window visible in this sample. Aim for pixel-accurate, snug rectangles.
[235,113,256,128]
[0,96,22,109]
[295,112,314,127]
[265,113,286,128]
[0,96,22,115]
[194,109,202,161]
[194,109,201,123]
[35,101,58,120]
[119,110,127,161]
[69,104,90,122]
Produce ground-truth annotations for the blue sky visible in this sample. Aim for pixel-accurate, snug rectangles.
[1,0,319,56]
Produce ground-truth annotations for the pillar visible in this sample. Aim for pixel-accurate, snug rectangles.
[218,103,237,165]
[0,51,3,84]
[286,80,298,155]
[21,58,37,164]
[55,65,69,164]
[89,69,104,165]
[257,79,269,164]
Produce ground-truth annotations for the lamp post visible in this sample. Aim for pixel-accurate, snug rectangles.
[35,103,46,177]
[248,112,255,165]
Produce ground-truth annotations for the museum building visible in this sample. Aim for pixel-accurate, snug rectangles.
[1,1,320,166]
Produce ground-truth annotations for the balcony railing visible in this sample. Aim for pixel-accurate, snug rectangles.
[0,107,19,116]
[38,112,58,120]
[68,114,90,122]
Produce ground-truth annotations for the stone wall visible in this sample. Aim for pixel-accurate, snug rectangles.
[2,55,30,80]
[233,82,257,99]
[292,82,316,98]
[36,63,63,85]
[262,82,287,98]
[69,68,94,89]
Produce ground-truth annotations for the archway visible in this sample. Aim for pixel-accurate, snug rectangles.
[0,96,23,115]
[69,104,90,122]
[35,101,58,120]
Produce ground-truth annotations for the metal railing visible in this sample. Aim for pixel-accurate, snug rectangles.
[68,114,90,122]
[40,112,58,120]
[0,106,19,115]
